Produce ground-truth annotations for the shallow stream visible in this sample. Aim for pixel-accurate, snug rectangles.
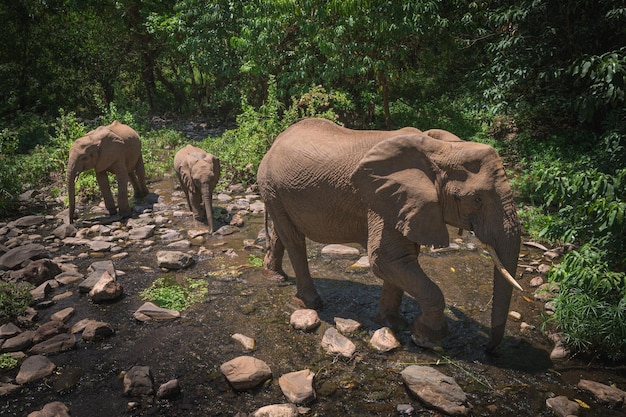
[2,175,625,416]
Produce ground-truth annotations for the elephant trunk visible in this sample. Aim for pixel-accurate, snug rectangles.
[485,202,521,352]
[202,183,214,233]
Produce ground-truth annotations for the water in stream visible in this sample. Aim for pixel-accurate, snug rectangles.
[1,174,625,416]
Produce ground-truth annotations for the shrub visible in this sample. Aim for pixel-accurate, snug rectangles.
[139,276,208,312]
[0,282,33,321]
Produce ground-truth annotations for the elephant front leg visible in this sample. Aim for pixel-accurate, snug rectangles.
[96,171,117,215]
[114,170,132,218]
[375,281,408,330]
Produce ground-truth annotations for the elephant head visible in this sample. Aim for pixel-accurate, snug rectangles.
[66,129,107,223]
[351,134,521,350]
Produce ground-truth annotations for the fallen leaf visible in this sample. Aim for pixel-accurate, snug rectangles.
[523,296,533,302]
[574,399,590,409]
[450,267,456,273]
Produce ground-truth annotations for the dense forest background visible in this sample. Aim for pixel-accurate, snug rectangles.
[0,1,624,359]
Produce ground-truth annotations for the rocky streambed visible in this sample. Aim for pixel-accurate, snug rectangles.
[1,175,625,417]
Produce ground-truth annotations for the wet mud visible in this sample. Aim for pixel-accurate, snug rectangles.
[2,176,625,416]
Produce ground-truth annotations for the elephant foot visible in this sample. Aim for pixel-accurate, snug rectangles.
[411,314,448,349]
[118,209,132,219]
[262,267,287,282]
[294,293,323,310]
[375,311,408,331]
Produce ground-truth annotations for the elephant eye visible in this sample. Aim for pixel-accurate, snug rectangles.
[474,196,482,205]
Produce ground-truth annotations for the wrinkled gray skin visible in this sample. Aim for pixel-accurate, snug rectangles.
[173,144,221,233]
[257,118,521,351]
[67,121,148,224]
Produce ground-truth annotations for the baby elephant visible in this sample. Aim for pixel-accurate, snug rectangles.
[173,145,221,232]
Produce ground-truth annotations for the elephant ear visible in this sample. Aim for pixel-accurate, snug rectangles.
[350,134,449,248]
[180,160,196,191]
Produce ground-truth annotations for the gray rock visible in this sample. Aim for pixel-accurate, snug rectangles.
[249,201,265,213]
[29,333,76,355]
[16,355,56,384]
[321,327,356,358]
[156,250,195,270]
[0,243,46,270]
[369,327,401,352]
[231,333,255,351]
[26,401,71,417]
[213,225,240,236]
[347,256,370,271]
[578,379,626,407]
[251,404,298,417]
[123,365,154,396]
[545,395,580,417]
[0,382,21,396]
[278,369,315,404]
[50,307,75,323]
[401,365,470,416]
[30,280,53,302]
[290,309,321,332]
[87,240,115,252]
[220,356,272,390]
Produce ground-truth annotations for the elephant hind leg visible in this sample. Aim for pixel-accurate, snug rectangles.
[263,227,288,281]
[269,208,322,309]
[133,157,149,198]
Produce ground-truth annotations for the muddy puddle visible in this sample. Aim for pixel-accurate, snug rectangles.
[2,175,625,416]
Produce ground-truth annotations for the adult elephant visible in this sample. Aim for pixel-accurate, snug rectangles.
[257,118,522,352]
[67,121,148,224]
[173,144,221,233]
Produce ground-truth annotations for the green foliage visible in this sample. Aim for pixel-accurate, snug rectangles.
[204,78,350,185]
[0,282,33,321]
[545,242,626,361]
[0,353,18,371]
[139,276,208,312]
[248,254,264,268]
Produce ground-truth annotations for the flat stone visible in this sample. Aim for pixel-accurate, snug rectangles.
[220,356,272,390]
[369,327,401,352]
[545,395,580,417]
[16,355,56,384]
[8,215,46,228]
[290,309,321,332]
[133,302,180,321]
[0,382,21,396]
[401,365,470,416]
[29,333,76,355]
[82,321,115,341]
[213,225,240,236]
[156,379,181,399]
[26,401,71,417]
[578,379,626,407]
[1,330,35,353]
[251,404,298,417]
[156,250,195,270]
[52,224,76,239]
[347,256,370,271]
[334,317,361,334]
[129,225,156,240]
[0,243,46,270]
[33,320,68,344]
[50,307,75,322]
[231,333,255,351]
[278,369,315,404]
[320,244,360,258]
[54,271,84,285]
[87,240,115,252]
[0,323,21,338]
[123,365,154,396]
[321,327,356,358]
[20,259,63,286]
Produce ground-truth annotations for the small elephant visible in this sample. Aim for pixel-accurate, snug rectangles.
[257,118,522,351]
[67,121,149,223]
[173,144,221,233]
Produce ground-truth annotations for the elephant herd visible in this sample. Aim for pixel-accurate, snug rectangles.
[66,118,523,352]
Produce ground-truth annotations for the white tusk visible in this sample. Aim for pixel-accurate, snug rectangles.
[486,245,523,292]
